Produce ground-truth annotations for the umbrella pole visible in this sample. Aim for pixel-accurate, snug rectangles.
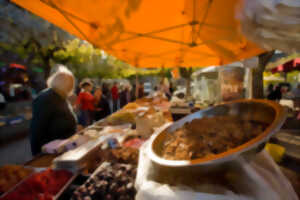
[245,68,253,99]
[135,74,139,99]
[185,68,192,100]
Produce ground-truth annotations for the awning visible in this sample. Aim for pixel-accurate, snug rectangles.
[272,59,300,73]
[12,0,264,68]
[9,63,27,71]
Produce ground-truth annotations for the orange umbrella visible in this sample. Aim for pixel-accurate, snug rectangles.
[12,0,264,68]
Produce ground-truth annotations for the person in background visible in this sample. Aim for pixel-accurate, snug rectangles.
[139,84,144,98]
[267,83,274,96]
[119,84,127,108]
[101,83,110,98]
[160,79,171,100]
[281,86,290,99]
[292,84,300,110]
[120,84,131,108]
[126,84,132,103]
[94,87,110,121]
[30,65,77,155]
[76,79,95,127]
[111,82,119,112]
[267,85,282,101]
[101,83,112,113]
[292,83,300,98]
[131,83,136,102]
[136,83,144,99]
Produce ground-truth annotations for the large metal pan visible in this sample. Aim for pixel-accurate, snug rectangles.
[149,99,287,170]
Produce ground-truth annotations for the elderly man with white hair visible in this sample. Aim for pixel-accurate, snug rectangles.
[30,65,77,155]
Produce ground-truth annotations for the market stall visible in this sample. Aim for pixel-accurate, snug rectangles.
[3,1,299,200]
[0,96,299,200]
[0,95,172,199]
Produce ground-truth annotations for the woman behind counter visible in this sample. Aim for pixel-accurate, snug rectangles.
[30,65,77,155]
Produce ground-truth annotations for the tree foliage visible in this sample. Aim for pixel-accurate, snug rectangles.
[52,39,164,79]
[179,67,195,98]
[0,0,168,80]
[0,0,73,75]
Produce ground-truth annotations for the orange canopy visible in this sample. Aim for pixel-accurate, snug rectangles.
[12,0,264,68]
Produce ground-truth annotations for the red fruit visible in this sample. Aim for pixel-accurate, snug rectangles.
[0,169,73,200]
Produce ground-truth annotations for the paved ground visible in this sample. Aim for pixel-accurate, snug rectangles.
[0,136,32,165]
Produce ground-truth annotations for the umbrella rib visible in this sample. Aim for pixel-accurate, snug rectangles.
[39,0,92,26]
[45,0,90,42]
[124,31,191,46]
[108,23,189,46]
[196,0,213,42]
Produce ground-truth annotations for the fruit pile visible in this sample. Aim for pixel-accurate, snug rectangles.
[0,165,33,195]
[73,162,136,200]
[0,169,73,200]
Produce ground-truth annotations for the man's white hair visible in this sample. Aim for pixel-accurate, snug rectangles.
[47,64,75,97]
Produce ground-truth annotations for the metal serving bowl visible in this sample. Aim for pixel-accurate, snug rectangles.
[149,99,287,170]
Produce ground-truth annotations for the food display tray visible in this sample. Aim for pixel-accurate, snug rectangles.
[149,99,287,169]
[0,167,45,198]
[54,173,78,200]
[0,168,77,200]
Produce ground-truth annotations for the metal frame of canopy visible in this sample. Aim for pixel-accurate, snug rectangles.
[37,0,221,48]
[12,0,264,68]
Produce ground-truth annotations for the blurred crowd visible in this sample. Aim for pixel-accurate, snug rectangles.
[267,83,300,120]
[29,65,175,154]
[73,76,173,128]
[74,80,136,127]
[267,83,300,101]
